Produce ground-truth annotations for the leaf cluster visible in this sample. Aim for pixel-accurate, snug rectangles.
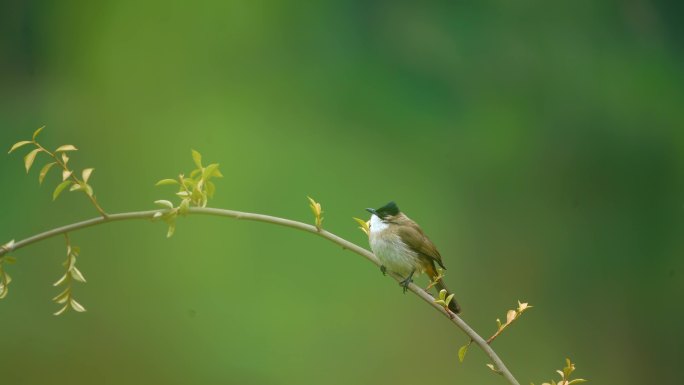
[154,149,223,237]
[8,126,106,216]
[53,235,87,315]
[307,196,323,230]
[533,358,587,385]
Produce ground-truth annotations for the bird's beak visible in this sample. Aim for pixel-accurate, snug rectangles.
[366,208,377,216]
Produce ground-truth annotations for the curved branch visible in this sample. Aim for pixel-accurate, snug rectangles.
[0,206,521,385]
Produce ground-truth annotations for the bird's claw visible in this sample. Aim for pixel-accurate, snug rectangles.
[399,276,413,294]
[380,265,387,276]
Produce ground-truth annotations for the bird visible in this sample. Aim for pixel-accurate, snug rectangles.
[366,201,461,314]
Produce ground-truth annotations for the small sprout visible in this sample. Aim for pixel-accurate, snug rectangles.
[486,363,502,375]
[486,299,533,344]
[54,144,78,152]
[307,196,323,230]
[24,148,41,172]
[539,358,587,385]
[425,268,445,291]
[517,300,532,313]
[433,289,454,311]
[352,217,370,236]
[152,212,163,219]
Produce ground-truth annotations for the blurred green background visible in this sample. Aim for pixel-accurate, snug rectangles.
[1,1,683,384]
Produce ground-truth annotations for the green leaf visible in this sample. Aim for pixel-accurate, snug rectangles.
[166,222,176,238]
[82,168,94,183]
[53,304,68,316]
[52,288,70,303]
[191,149,203,168]
[53,273,68,286]
[154,200,174,209]
[39,162,57,184]
[69,298,86,312]
[458,344,469,363]
[568,379,587,384]
[55,144,78,152]
[8,140,32,154]
[24,148,41,173]
[69,183,84,192]
[178,198,190,215]
[155,178,179,186]
[70,267,87,283]
[3,256,17,264]
[53,180,73,200]
[62,169,73,181]
[206,181,216,198]
[202,163,220,180]
[32,126,45,141]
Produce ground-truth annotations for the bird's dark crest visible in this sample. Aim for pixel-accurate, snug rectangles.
[376,201,400,217]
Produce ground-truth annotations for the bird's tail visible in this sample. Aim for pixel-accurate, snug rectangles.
[427,264,461,314]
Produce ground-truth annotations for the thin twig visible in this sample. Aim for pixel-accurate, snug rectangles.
[0,206,521,385]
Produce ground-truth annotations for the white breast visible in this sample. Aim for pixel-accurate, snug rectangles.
[368,214,422,277]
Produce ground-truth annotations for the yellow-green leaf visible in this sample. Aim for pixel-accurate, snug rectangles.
[178,198,190,215]
[70,267,87,282]
[167,222,176,238]
[53,180,72,200]
[154,200,174,209]
[55,144,78,152]
[62,169,73,181]
[53,273,68,286]
[206,181,216,198]
[155,179,179,186]
[69,183,84,192]
[202,163,220,180]
[8,140,32,154]
[82,168,94,183]
[191,149,202,168]
[70,298,86,312]
[39,162,57,184]
[458,344,469,363]
[24,148,41,172]
[32,126,45,141]
[568,379,587,384]
[53,304,68,316]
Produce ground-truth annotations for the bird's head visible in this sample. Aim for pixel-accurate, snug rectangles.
[366,201,400,221]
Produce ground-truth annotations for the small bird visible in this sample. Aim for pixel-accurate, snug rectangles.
[366,201,461,313]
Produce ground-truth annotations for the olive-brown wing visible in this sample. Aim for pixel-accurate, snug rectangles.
[396,222,446,270]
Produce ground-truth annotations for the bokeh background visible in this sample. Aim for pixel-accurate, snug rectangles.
[1,1,683,384]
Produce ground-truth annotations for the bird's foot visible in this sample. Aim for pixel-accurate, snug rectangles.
[399,276,413,294]
[380,265,387,276]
